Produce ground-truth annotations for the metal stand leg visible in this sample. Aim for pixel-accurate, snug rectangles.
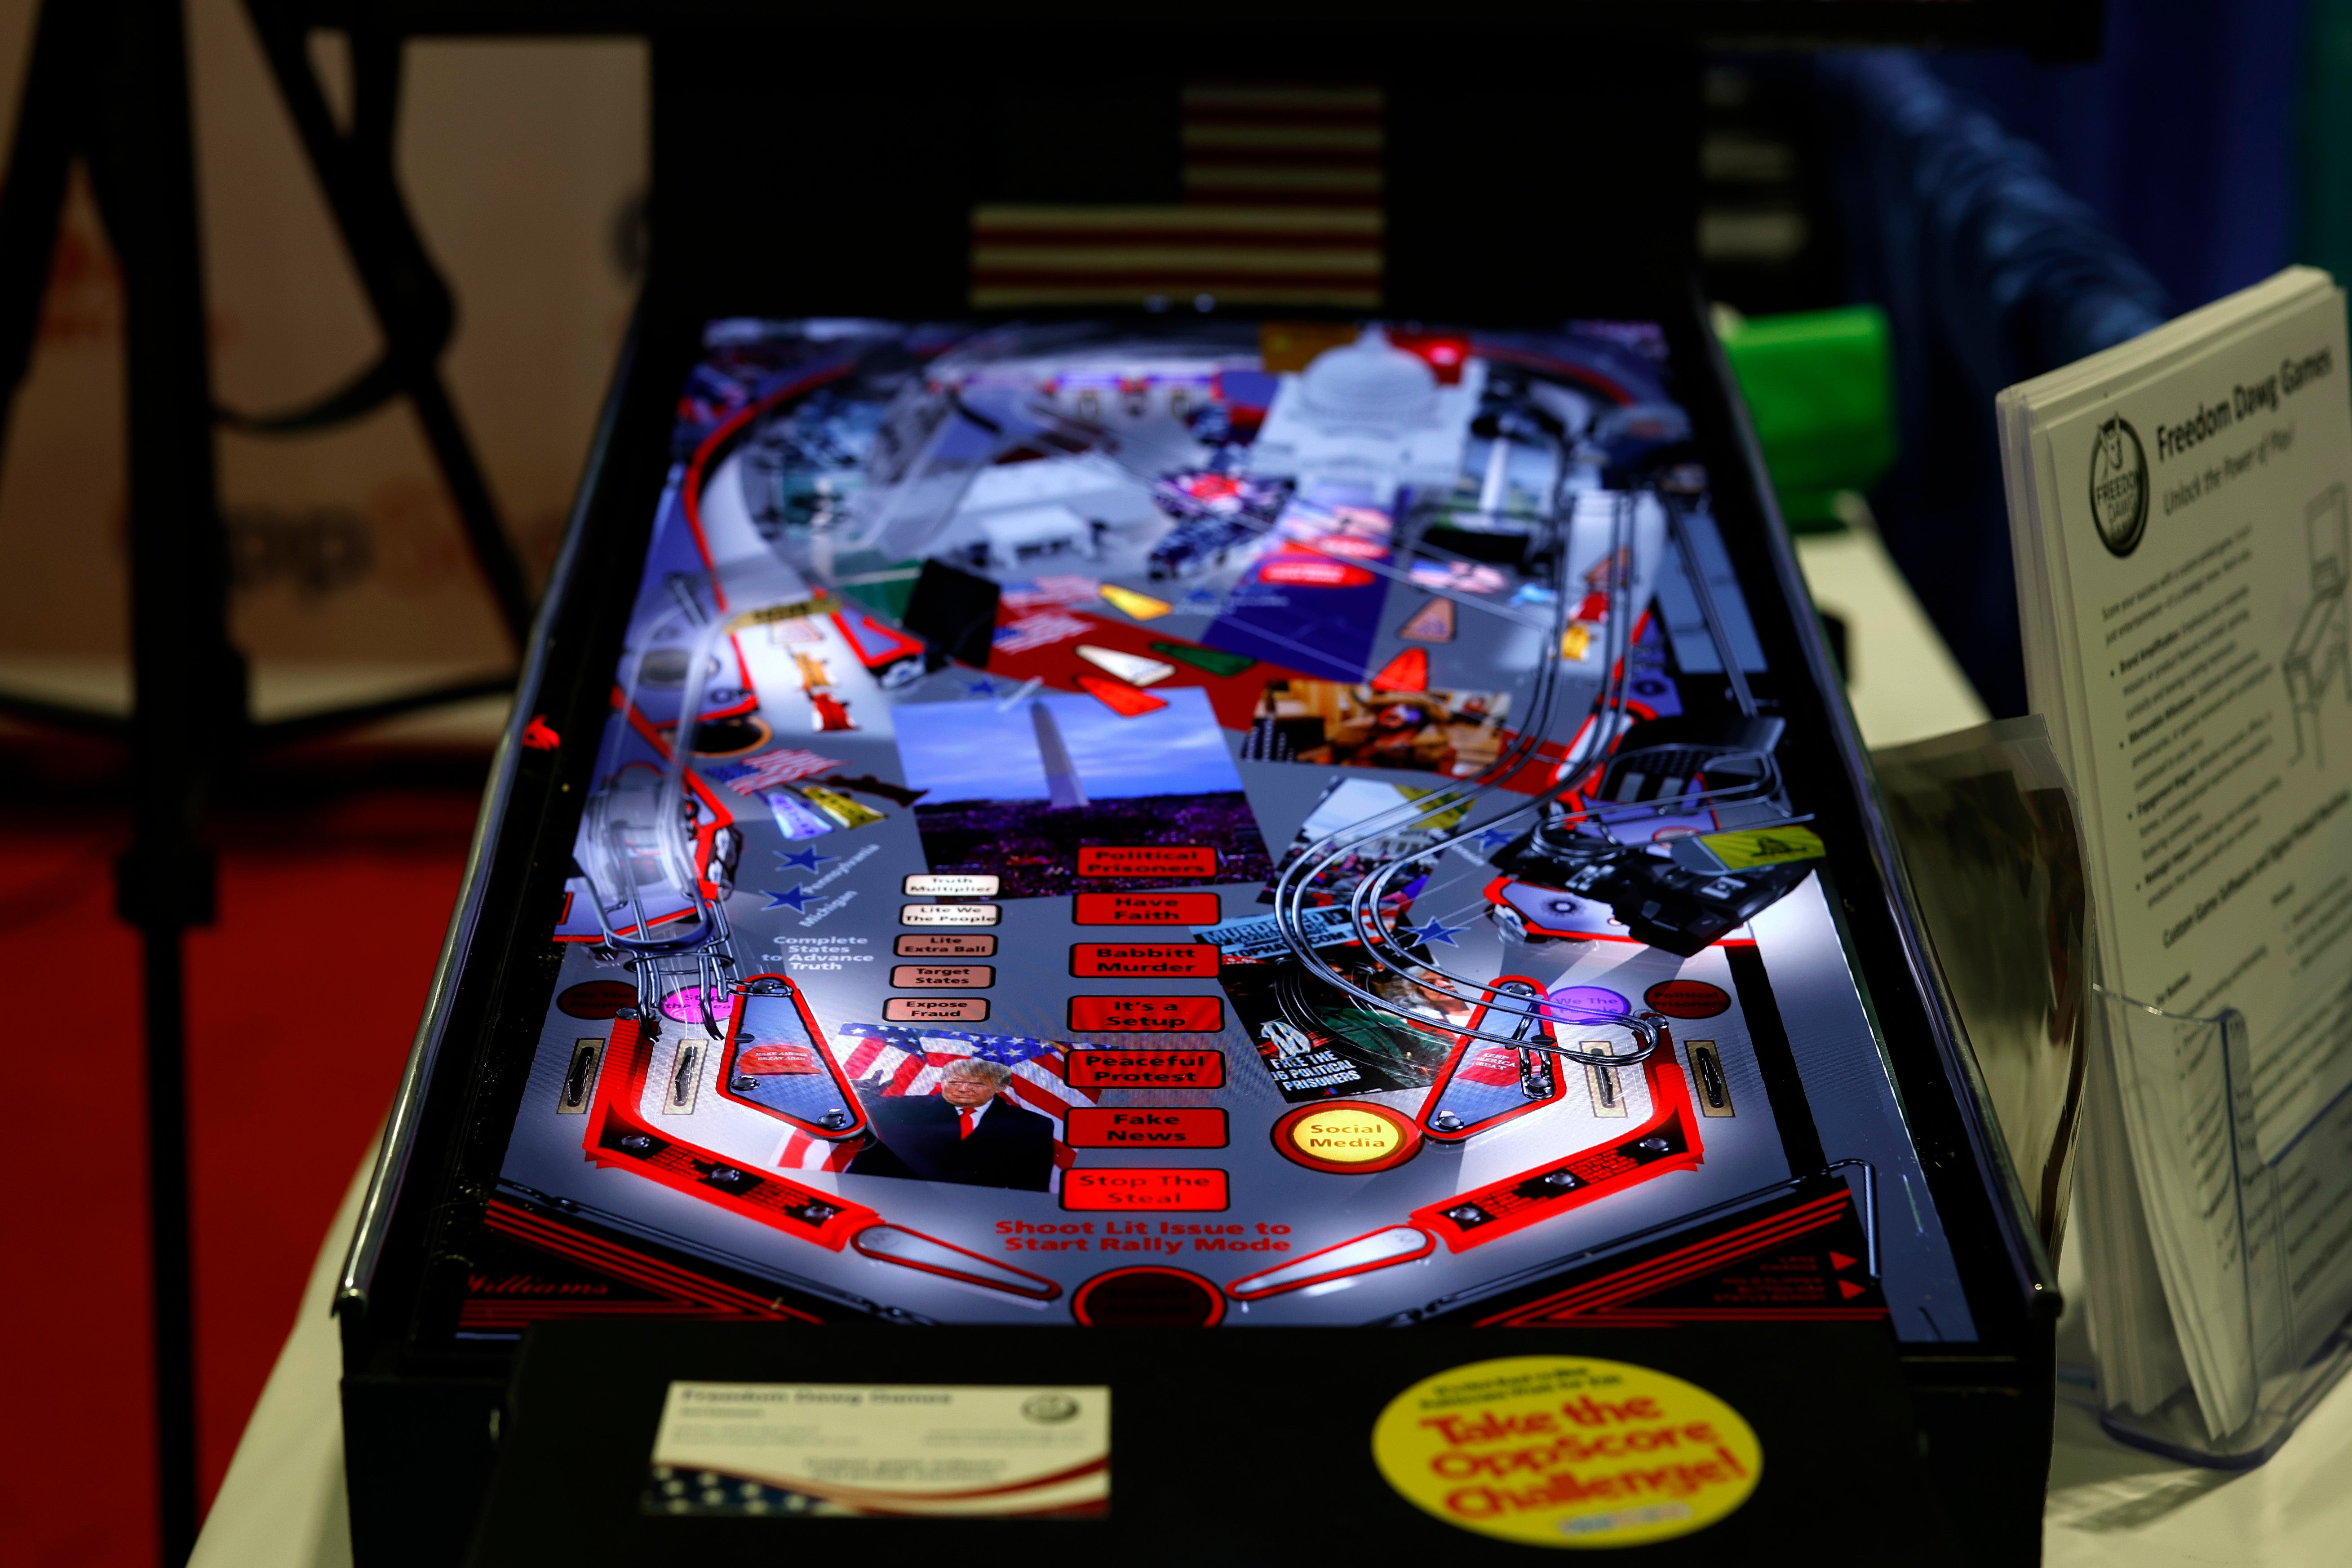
[0,4,541,1559]
[0,2,231,1560]
[132,928,201,1565]
[93,2,238,1560]
[238,0,535,649]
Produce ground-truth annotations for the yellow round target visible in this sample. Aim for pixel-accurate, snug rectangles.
[1371,1355,1763,1549]
[1290,1107,1404,1162]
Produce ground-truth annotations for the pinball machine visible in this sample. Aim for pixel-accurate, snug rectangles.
[328,13,2088,1564]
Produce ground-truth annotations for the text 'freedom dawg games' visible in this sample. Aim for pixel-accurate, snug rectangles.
[465,315,1979,1338]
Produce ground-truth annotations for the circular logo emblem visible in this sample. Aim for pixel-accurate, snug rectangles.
[1021,1391,1081,1424]
[2088,414,2149,557]
[1371,1355,1762,1549]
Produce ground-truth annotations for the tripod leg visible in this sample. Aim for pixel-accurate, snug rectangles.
[236,1,536,648]
[0,1,93,428]
[84,1,239,1559]
[349,24,536,648]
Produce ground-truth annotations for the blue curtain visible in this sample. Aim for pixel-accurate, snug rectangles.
[1932,0,2306,319]
[1815,5,2307,716]
[1819,51,2168,717]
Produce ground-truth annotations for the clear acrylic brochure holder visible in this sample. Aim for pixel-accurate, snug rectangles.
[2083,985,2352,1467]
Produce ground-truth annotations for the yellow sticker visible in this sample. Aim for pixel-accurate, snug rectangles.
[1371,1355,1761,1549]
[1099,583,1174,621]
[1394,784,1470,831]
[799,784,886,829]
[1700,824,1825,870]
[738,594,837,626]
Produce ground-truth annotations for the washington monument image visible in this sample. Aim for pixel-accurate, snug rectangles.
[1031,699,1089,810]
[891,687,1269,896]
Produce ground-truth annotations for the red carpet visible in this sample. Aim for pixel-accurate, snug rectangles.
[0,767,479,1568]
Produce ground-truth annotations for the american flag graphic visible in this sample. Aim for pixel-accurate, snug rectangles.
[991,610,1094,655]
[705,749,844,797]
[969,82,1382,310]
[775,1025,1100,1190]
[1001,574,1109,611]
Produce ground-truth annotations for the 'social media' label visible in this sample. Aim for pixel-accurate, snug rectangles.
[1289,1107,1405,1163]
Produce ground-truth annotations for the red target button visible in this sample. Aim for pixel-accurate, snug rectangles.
[1644,979,1731,1019]
[1069,995,1223,1032]
[737,1045,818,1075]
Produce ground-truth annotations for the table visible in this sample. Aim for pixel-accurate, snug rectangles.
[2040,1212,2352,1566]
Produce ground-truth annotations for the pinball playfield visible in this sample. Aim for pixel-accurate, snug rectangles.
[430,314,1974,1332]
[344,310,2048,1562]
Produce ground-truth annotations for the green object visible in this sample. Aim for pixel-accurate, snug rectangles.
[1150,641,1254,678]
[1716,305,1898,532]
[830,554,925,621]
[2300,0,2352,290]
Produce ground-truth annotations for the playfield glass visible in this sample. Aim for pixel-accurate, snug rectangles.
[471,316,1974,1338]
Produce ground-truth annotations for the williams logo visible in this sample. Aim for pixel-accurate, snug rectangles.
[2089,414,2150,557]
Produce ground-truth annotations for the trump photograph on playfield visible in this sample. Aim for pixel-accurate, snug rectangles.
[847,1056,1059,1192]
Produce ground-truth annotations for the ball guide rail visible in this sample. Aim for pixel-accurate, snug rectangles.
[1273,490,1791,1071]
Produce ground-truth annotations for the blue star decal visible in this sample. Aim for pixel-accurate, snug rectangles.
[774,846,836,872]
[759,885,811,912]
[1401,916,1468,947]
[1474,827,1519,854]
[962,677,1000,696]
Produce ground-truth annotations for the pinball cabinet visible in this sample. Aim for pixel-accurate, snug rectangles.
[333,26,2062,1566]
